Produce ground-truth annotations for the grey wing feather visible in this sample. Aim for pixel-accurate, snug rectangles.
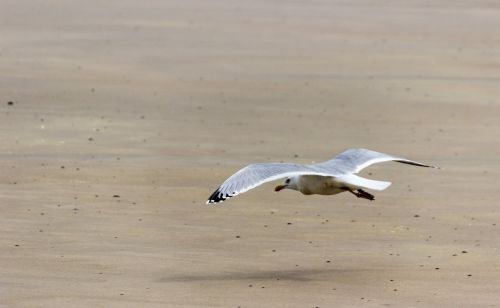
[314,148,436,174]
[207,163,330,204]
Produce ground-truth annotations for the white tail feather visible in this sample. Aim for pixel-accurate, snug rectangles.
[337,174,391,191]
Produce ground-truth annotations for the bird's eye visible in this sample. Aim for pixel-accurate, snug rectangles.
[285,179,290,184]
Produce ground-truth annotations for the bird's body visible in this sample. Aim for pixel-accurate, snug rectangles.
[207,148,436,204]
[292,175,348,195]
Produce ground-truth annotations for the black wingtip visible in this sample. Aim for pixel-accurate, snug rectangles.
[206,188,233,204]
[395,160,439,169]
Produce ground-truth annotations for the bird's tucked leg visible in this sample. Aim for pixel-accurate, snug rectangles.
[344,188,375,201]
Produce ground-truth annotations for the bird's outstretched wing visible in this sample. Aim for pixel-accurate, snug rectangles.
[206,163,330,204]
[315,148,436,174]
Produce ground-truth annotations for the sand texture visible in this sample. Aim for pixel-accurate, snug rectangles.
[1,1,500,307]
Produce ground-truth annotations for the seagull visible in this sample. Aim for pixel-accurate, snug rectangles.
[206,148,437,204]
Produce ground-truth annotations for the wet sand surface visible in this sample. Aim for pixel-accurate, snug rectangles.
[1,1,500,307]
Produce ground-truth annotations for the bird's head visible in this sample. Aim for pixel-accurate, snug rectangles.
[275,176,298,192]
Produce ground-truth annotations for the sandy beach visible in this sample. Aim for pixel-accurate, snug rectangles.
[1,1,500,307]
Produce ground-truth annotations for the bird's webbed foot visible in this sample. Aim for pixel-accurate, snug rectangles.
[345,188,375,201]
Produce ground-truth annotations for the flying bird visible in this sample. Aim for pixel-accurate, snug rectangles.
[206,148,437,204]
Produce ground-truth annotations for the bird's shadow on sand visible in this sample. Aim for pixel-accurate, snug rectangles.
[159,267,370,283]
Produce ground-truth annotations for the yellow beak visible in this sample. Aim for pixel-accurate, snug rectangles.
[275,184,286,192]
